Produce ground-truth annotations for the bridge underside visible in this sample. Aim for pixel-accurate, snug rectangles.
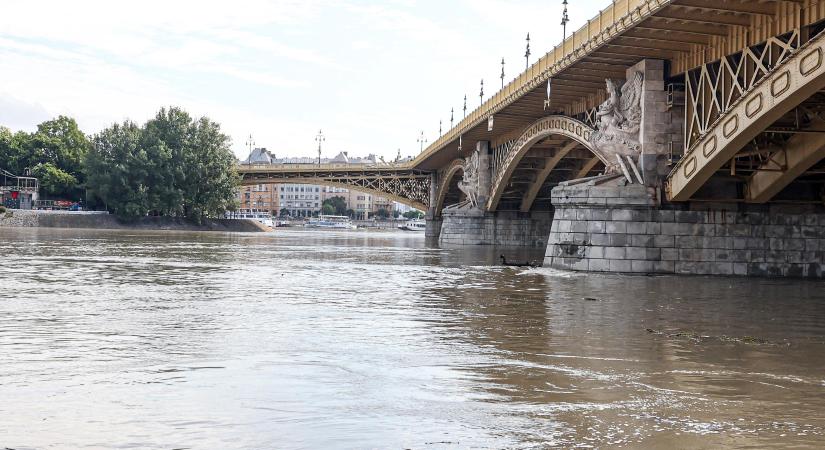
[239,167,432,211]
[495,137,604,213]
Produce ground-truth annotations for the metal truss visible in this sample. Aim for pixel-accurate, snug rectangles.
[238,165,432,210]
[685,29,801,151]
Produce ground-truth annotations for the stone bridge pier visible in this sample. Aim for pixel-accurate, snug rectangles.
[428,140,555,248]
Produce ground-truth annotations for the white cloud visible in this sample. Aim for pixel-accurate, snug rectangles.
[1,0,611,159]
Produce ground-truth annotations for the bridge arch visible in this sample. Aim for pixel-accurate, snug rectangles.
[433,158,467,215]
[486,115,603,212]
[667,31,825,202]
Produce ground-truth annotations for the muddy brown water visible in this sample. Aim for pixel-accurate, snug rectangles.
[1,227,824,449]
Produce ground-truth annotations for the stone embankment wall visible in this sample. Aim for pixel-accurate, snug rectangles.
[439,208,553,247]
[0,209,269,232]
[545,184,825,278]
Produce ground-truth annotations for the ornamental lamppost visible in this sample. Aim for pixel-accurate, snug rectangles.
[561,0,570,40]
[450,107,454,128]
[500,58,505,88]
[479,79,484,104]
[315,129,325,165]
[245,134,255,156]
[417,130,427,152]
[463,95,467,117]
[525,33,531,69]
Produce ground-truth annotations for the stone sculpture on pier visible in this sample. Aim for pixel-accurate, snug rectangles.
[590,72,644,160]
[457,149,480,208]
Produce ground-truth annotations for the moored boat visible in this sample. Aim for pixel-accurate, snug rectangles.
[398,220,426,232]
[305,215,357,229]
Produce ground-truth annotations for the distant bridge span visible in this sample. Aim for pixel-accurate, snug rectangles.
[238,163,432,211]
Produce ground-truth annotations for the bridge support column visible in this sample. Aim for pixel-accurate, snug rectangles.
[545,179,825,278]
[439,208,553,247]
[425,172,442,239]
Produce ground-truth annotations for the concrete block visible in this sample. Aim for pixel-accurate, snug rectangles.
[589,258,610,272]
[591,209,610,221]
[626,247,648,259]
[588,221,606,234]
[631,260,654,273]
[610,234,629,246]
[653,261,676,273]
[661,248,679,261]
[606,221,627,234]
[588,246,605,259]
[590,233,610,246]
[654,235,675,248]
[611,210,633,221]
[605,246,626,259]
[646,222,661,235]
[631,234,654,247]
[627,221,647,235]
[609,259,632,273]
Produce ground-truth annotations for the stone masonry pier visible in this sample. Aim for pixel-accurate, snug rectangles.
[545,181,825,278]
[438,208,552,248]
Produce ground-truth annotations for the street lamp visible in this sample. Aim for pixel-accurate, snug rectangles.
[500,57,505,88]
[561,0,569,40]
[417,131,427,152]
[479,79,484,105]
[525,33,531,69]
[245,134,255,157]
[315,129,325,165]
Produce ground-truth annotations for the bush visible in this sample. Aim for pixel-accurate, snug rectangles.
[0,205,6,214]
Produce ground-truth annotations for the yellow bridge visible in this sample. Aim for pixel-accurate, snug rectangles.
[239,0,825,277]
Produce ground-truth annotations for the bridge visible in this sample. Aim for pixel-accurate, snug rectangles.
[238,0,825,278]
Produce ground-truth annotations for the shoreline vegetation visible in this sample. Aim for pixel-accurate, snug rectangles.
[2,107,239,224]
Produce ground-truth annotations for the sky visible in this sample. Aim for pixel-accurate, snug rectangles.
[1,0,607,160]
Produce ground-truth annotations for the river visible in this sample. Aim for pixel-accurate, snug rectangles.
[1,227,824,449]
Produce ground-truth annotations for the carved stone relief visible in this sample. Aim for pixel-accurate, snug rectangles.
[457,149,480,208]
[590,72,644,160]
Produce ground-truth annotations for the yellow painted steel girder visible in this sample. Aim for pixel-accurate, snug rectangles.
[667,31,825,201]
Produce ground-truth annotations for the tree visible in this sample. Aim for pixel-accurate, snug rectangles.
[403,210,424,219]
[85,121,150,219]
[375,208,390,219]
[31,162,78,197]
[322,196,347,215]
[280,207,290,217]
[83,107,239,222]
[321,203,335,215]
[392,209,401,219]
[0,116,90,199]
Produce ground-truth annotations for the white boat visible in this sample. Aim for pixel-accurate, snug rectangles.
[398,220,426,232]
[305,215,357,229]
[233,210,274,228]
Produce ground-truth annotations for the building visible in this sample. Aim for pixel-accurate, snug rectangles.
[278,183,322,217]
[236,183,279,215]
[237,148,408,218]
[1,169,38,210]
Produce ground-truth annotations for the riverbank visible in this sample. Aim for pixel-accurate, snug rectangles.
[0,209,269,232]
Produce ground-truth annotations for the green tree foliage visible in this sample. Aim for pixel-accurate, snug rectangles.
[84,107,239,222]
[375,208,390,219]
[322,196,348,215]
[0,116,90,199]
[403,210,424,219]
[321,203,335,215]
[85,121,150,219]
[31,162,78,197]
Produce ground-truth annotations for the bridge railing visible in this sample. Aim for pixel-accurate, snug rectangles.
[418,0,665,164]
[239,162,417,171]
